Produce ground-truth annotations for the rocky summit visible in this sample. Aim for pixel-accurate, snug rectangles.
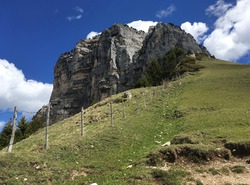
[45,23,210,123]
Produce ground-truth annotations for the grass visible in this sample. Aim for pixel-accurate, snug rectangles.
[231,165,246,174]
[178,60,250,143]
[0,58,250,184]
[152,166,189,184]
[0,86,182,184]
[208,167,228,175]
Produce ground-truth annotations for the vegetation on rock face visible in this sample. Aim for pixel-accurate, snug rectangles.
[136,48,205,87]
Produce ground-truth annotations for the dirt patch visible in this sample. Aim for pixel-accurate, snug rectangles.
[89,112,108,123]
[147,136,250,184]
[150,158,250,185]
[70,170,87,180]
[147,145,231,165]
[179,158,250,185]
[225,141,250,157]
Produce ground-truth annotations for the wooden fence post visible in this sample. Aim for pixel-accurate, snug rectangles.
[122,100,126,119]
[136,97,139,115]
[163,101,166,116]
[143,92,147,109]
[110,101,114,127]
[81,107,84,136]
[45,102,50,150]
[153,87,156,98]
[7,106,17,153]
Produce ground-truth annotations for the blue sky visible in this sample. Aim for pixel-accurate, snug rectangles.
[1,0,250,130]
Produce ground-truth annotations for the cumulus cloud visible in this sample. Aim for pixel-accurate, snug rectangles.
[86,31,101,39]
[204,0,250,61]
[181,22,209,43]
[127,20,158,32]
[0,59,53,114]
[156,5,176,19]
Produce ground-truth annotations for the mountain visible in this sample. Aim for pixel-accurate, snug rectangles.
[46,23,210,124]
[1,59,250,184]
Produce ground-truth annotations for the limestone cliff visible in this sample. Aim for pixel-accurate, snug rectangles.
[47,23,209,123]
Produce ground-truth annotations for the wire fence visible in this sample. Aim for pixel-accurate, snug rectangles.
[0,112,13,116]
[1,80,183,152]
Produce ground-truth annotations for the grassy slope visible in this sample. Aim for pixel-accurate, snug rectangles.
[0,58,250,184]
[179,60,250,143]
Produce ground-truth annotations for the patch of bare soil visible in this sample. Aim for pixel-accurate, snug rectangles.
[148,137,250,184]
[70,169,87,180]
[163,157,250,185]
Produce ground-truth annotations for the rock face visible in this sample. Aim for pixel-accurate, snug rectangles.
[47,23,209,123]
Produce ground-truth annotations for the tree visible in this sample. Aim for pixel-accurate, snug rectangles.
[135,48,186,88]
[161,48,185,79]
[17,116,28,139]
[0,119,13,149]
[146,59,163,86]
[28,116,44,134]
[0,112,48,150]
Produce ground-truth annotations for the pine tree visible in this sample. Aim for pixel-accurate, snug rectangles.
[0,119,13,149]
[28,116,44,134]
[17,116,28,139]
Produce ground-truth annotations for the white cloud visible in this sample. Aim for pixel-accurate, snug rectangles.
[75,6,83,13]
[156,5,176,19]
[67,15,82,21]
[181,22,209,43]
[86,20,158,39]
[86,31,101,39]
[206,0,233,17]
[204,0,250,61]
[0,59,53,115]
[67,6,83,21]
[127,20,158,32]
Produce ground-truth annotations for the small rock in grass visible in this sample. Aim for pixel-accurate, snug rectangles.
[161,141,171,147]
[35,165,41,170]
